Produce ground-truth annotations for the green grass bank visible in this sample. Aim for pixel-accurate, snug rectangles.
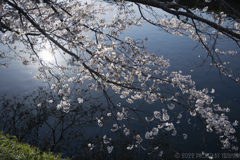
[0,131,69,160]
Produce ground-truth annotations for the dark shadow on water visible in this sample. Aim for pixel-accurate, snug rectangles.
[0,88,180,160]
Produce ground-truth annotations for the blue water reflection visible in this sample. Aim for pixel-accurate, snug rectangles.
[0,1,240,159]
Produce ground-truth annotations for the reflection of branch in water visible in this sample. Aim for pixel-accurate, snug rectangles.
[0,88,94,154]
[0,88,180,159]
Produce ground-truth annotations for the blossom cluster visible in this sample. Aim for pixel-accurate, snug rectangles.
[0,0,239,156]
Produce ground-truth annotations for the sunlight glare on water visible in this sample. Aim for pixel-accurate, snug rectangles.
[39,49,54,62]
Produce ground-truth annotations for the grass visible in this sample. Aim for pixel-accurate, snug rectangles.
[0,131,69,160]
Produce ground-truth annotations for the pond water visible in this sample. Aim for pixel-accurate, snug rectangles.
[0,0,240,159]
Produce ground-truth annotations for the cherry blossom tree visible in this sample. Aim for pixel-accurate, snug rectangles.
[130,0,240,83]
[0,0,239,158]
